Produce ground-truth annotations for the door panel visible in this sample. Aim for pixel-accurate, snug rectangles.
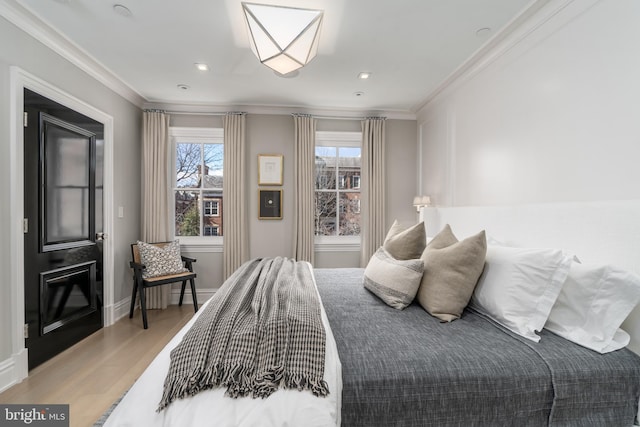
[24,89,104,369]
[40,113,95,251]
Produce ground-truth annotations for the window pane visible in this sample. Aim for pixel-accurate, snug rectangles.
[203,191,223,236]
[315,192,336,236]
[203,143,224,188]
[176,143,201,188]
[315,146,336,190]
[339,193,361,236]
[338,147,361,190]
[175,190,200,236]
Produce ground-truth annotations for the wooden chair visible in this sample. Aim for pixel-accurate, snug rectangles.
[129,242,199,329]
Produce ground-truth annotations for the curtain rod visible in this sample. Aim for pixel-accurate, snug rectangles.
[161,111,384,120]
[293,114,386,121]
[164,111,246,116]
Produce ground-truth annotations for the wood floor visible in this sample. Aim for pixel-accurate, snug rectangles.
[0,305,196,427]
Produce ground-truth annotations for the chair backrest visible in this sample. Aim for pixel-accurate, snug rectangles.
[131,242,172,264]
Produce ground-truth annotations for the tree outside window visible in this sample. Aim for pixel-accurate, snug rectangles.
[314,144,361,237]
[173,128,224,238]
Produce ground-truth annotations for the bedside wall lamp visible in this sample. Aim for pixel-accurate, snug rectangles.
[413,195,432,212]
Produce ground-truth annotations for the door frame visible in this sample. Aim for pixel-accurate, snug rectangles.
[9,67,115,383]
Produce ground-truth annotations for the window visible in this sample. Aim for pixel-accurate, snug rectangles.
[204,200,220,216]
[171,127,224,239]
[315,131,362,238]
[204,225,219,236]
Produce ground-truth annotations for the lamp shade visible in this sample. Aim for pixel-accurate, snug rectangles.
[242,2,323,75]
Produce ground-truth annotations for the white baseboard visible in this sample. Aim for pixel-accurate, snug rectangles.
[108,289,214,324]
[0,349,28,394]
[104,296,132,326]
[170,288,215,306]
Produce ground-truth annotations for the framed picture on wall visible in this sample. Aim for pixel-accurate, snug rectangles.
[258,154,283,186]
[258,189,282,220]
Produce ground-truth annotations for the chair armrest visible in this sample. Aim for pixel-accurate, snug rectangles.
[129,261,146,283]
[129,261,146,271]
[181,256,196,272]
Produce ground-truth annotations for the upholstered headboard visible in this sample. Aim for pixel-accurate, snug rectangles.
[420,200,640,354]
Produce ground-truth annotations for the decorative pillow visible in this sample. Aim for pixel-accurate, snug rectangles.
[363,247,424,309]
[416,225,487,322]
[470,245,573,342]
[383,220,426,260]
[545,263,640,353]
[137,240,187,279]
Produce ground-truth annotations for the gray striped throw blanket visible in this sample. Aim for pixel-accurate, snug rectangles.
[158,257,329,411]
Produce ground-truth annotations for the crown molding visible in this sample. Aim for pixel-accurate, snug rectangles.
[0,0,145,108]
[1,0,418,118]
[413,0,561,114]
[145,101,417,121]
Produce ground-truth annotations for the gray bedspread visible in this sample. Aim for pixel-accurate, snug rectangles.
[314,268,640,427]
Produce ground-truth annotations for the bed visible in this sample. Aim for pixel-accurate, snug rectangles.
[316,267,640,426]
[103,259,342,427]
[102,201,640,427]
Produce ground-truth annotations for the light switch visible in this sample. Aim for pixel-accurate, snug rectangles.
[118,206,124,218]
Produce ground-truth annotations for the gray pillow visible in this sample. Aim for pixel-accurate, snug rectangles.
[137,240,187,279]
[363,248,424,309]
[416,225,487,322]
[383,220,426,260]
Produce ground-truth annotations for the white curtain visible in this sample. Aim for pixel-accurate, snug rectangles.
[223,113,248,279]
[360,117,386,267]
[141,110,172,309]
[292,114,316,263]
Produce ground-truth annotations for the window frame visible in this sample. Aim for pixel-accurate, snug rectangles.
[314,131,362,251]
[170,126,224,249]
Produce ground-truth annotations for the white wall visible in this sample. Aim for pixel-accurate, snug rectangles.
[417,0,640,207]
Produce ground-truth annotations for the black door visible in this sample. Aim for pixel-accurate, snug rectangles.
[23,89,104,369]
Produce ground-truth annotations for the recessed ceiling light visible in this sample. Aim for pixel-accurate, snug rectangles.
[113,4,132,17]
[354,91,364,97]
[177,84,190,91]
[476,27,491,37]
[194,63,209,71]
[358,72,372,80]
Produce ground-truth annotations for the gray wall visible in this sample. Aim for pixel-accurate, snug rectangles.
[0,16,142,363]
[169,113,418,287]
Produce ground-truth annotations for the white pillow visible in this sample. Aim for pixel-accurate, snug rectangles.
[470,245,573,342]
[544,263,640,353]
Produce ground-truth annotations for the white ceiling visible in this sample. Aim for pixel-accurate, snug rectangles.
[10,0,537,116]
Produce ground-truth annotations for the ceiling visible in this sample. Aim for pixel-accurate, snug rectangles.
[10,0,537,116]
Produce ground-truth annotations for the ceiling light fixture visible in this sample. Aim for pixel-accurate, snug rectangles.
[195,63,210,71]
[177,84,190,90]
[242,2,323,75]
[358,72,371,80]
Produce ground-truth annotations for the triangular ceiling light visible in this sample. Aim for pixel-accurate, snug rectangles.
[242,2,323,75]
